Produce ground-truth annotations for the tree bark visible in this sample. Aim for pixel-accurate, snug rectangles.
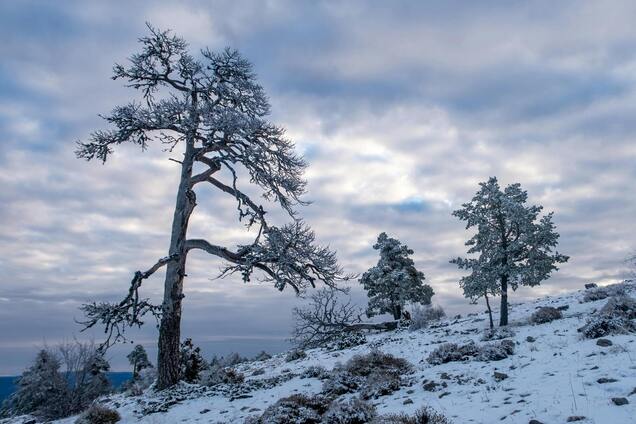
[499,275,508,326]
[485,292,494,329]
[156,140,197,389]
[392,304,402,321]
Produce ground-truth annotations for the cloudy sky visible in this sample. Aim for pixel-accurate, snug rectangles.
[1,0,636,374]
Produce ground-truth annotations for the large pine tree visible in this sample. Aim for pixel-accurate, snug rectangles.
[451,177,569,326]
[76,25,346,389]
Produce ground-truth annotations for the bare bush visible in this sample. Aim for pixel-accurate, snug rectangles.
[578,294,636,338]
[481,327,515,341]
[581,284,626,303]
[200,366,245,387]
[292,288,364,349]
[408,305,446,331]
[530,306,563,324]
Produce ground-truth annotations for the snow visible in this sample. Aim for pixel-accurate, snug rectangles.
[5,281,635,423]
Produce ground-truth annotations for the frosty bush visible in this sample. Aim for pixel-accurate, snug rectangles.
[600,294,636,319]
[322,397,377,424]
[481,327,515,341]
[375,406,453,424]
[331,332,367,350]
[360,370,401,399]
[300,365,329,380]
[322,351,412,398]
[75,404,121,424]
[427,340,514,365]
[200,366,245,386]
[408,305,446,331]
[125,367,156,396]
[285,349,308,362]
[245,393,331,424]
[530,306,563,324]
[253,350,272,361]
[578,294,636,339]
[581,284,626,303]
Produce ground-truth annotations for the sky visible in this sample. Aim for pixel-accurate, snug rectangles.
[1,0,636,374]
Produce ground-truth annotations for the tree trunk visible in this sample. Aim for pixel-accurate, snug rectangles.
[484,292,494,329]
[156,141,197,389]
[392,304,402,321]
[499,275,509,326]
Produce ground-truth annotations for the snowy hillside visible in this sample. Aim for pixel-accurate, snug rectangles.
[10,281,636,424]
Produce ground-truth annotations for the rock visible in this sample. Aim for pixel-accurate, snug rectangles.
[199,409,211,414]
[423,380,439,391]
[557,305,570,311]
[566,416,586,422]
[612,397,629,406]
[494,371,509,381]
[585,283,598,289]
[629,387,636,396]
[526,336,536,343]
[529,420,544,424]
[403,398,413,405]
[596,338,613,347]
[597,377,618,384]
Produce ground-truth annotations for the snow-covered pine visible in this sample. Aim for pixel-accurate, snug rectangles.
[451,177,569,326]
[180,338,207,383]
[127,344,153,379]
[1,349,68,420]
[76,24,350,389]
[360,232,434,320]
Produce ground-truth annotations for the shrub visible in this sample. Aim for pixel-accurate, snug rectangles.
[75,404,121,424]
[481,327,515,341]
[578,315,636,338]
[246,393,330,424]
[578,294,636,339]
[343,350,413,377]
[530,306,563,324]
[253,350,272,361]
[582,284,626,303]
[124,367,156,395]
[409,305,446,331]
[200,366,245,386]
[360,370,401,399]
[331,332,367,350]
[600,295,636,319]
[374,406,452,424]
[285,349,308,362]
[300,365,329,380]
[322,351,412,398]
[179,338,206,383]
[427,340,513,365]
[322,397,377,424]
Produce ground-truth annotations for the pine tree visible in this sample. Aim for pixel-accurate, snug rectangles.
[451,177,569,326]
[76,25,347,389]
[2,350,68,419]
[179,338,206,383]
[127,344,152,379]
[360,233,434,320]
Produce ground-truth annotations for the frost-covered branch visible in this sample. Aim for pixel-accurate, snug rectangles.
[187,222,349,294]
[78,255,177,350]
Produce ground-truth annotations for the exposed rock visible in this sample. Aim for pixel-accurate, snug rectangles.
[596,338,613,347]
[566,416,586,422]
[597,377,618,384]
[612,397,629,406]
[526,336,536,343]
[585,283,598,289]
[402,398,413,405]
[529,420,544,424]
[494,371,509,381]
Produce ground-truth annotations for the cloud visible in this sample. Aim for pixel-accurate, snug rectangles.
[1,0,636,373]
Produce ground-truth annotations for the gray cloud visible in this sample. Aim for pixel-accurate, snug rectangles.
[1,0,635,374]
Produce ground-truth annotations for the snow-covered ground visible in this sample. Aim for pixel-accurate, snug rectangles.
[8,281,636,423]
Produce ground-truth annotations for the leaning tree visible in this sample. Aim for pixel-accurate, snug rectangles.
[451,177,569,326]
[76,25,346,389]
